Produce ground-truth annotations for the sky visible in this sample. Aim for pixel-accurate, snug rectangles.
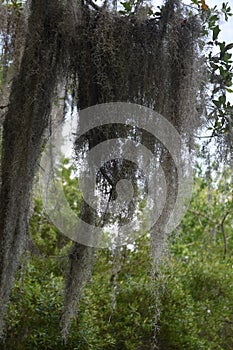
[205,0,233,43]
[154,0,233,42]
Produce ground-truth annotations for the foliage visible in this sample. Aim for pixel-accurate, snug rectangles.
[0,160,232,349]
[203,2,233,139]
[158,166,233,349]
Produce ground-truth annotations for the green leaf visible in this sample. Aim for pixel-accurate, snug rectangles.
[224,43,233,51]
[213,26,221,41]
[148,7,153,16]
[120,1,132,12]
[213,86,220,94]
[191,0,199,5]
[222,52,232,63]
[219,94,226,104]
[213,99,221,107]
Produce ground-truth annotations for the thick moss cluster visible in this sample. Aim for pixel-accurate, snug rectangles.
[0,0,203,341]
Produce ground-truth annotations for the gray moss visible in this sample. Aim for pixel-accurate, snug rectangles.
[0,0,65,336]
[0,0,206,341]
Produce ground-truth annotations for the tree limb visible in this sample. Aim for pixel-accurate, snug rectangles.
[220,210,230,258]
[85,0,101,11]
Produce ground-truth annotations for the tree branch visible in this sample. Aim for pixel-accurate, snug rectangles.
[220,210,230,258]
[0,104,9,109]
[189,209,216,225]
[85,0,101,11]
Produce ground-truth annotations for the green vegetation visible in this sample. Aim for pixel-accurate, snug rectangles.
[0,161,231,350]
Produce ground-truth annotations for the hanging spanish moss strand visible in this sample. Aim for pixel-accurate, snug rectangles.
[0,0,65,336]
[61,242,95,342]
[149,2,202,343]
[0,3,26,122]
[61,0,204,339]
[110,246,122,311]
